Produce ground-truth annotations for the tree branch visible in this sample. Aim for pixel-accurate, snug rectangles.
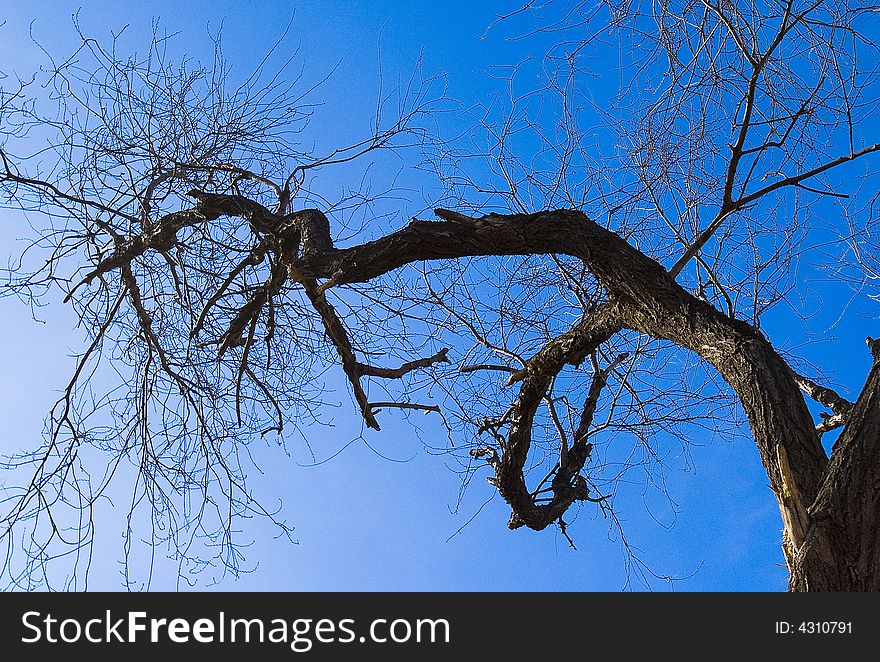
[291,208,829,541]
[358,349,450,379]
[791,370,854,436]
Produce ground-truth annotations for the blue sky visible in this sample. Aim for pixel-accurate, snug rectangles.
[1,0,876,592]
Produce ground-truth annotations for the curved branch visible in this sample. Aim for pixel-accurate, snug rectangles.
[291,208,829,545]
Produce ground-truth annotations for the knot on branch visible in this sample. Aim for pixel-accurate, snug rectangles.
[295,208,335,258]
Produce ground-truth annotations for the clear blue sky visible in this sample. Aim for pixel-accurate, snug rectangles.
[0,0,876,592]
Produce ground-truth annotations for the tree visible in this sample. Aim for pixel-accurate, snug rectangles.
[1,1,879,591]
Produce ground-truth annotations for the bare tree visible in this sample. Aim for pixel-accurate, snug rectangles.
[2,2,880,591]
[0,21,445,589]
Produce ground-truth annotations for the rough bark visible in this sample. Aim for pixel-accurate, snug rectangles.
[792,360,880,590]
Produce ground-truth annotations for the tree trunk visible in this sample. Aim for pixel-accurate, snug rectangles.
[790,362,880,590]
